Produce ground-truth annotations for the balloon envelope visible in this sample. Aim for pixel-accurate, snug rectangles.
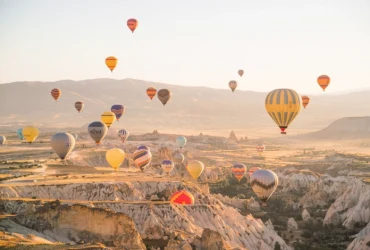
[22,126,39,143]
[133,149,152,171]
[265,88,301,134]
[127,18,138,33]
[0,136,6,146]
[157,89,171,106]
[137,145,149,151]
[231,163,247,182]
[111,105,125,121]
[250,169,278,203]
[106,148,126,170]
[50,133,76,160]
[16,128,24,140]
[238,70,244,77]
[105,56,117,72]
[170,190,194,205]
[229,81,237,92]
[186,160,204,179]
[174,152,185,164]
[301,96,310,109]
[161,159,175,174]
[317,75,330,91]
[101,111,116,128]
[88,121,108,144]
[176,136,187,148]
[75,101,84,113]
[146,87,157,100]
[51,88,61,101]
[248,166,261,177]
[118,129,129,143]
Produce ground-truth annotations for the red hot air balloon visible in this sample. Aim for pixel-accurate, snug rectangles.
[127,18,138,33]
[169,190,194,205]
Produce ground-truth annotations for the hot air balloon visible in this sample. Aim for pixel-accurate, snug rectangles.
[146,87,157,100]
[317,75,330,91]
[250,169,278,205]
[301,96,310,109]
[22,126,39,144]
[229,80,237,92]
[51,88,61,101]
[16,128,24,140]
[157,89,171,106]
[50,133,76,160]
[256,145,265,156]
[238,70,244,77]
[161,160,175,175]
[174,152,185,164]
[0,136,6,146]
[170,190,194,205]
[105,56,117,72]
[101,111,116,128]
[133,148,152,171]
[248,166,261,177]
[106,148,126,171]
[111,105,125,121]
[265,88,302,134]
[137,145,149,151]
[231,163,247,182]
[176,136,187,149]
[186,160,204,180]
[118,129,129,143]
[88,121,108,144]
[127,18,138,33]
[75,101,84,113]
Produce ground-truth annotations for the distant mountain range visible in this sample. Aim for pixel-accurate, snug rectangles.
[1,78,370,136]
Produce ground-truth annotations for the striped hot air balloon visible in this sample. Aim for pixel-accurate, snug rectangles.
[88,121,108,144]
[317,75,330,91]
[256,145,265,156]
[118,129,129,143]
[75,101,84,113]
[101,111,116,128]
[301,96,310,109]
[0,136,6,146]
[50,133,76,160]
[229,80,237,92]
[169,190,194,205]
[127,18,138,33]
[111,105,125,121]
[133,148,152,171]
[105,56,117,72]
[250,169,278,204]
[161,159,175,174]
[51,88,61,101]
[231,163,247,182]
[265,88,302,134]
[248,166,261,177]
[146,87,157,100]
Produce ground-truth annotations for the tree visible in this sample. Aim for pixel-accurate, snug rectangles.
[274,242,281,250]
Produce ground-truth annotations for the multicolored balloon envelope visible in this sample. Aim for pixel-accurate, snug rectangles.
[146,87,157,100]
[111,105,125,121]
[75,101,84,113]
[88,121,108,144]
[105,56,117,72]
[16,128,24,140]
[127,18,138,33]
[265,88,301,134]
[301,96,310,109]
[176,136,187,148]
[50,133,76,160]
[250,169,278,203]
[22,126,39,144]
[133,148,152,171]
[248,166,261,177]
[101,111,116,128]
[317,75,330,91]
[51,88,61,101]
[174,152,185,164]
[0,136,6,146]
[106,148,126,171]
[161,159,175,174]
[186,160,204,179]
[118,129,129,143]
[169,190,194,205]
[229,80,237,92]
[231,163,247,182]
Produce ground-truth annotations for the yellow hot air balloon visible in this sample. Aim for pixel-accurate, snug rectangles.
[105,56,118,72]
[22,126,39,144]
[106,148,126,171]
[265,89,301,135]
[186,160,204,179]
[101,111,116,128]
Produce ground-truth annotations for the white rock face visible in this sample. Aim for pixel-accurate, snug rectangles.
[214,193,245,210]
[278,169,321,192]
[246,197,260,211]
[265,219,274,230]
[302,209,311,221]
[287,218,298,231]
[347,221,370,250]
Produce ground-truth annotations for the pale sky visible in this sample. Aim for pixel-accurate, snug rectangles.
[0,0,369,94]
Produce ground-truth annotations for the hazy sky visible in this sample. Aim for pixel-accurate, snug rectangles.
[0,0,369,94]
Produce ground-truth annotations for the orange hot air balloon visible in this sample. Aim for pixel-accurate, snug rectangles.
[169,190,194,205]
[146,87,157,100]
[105,56,117,72]
[301,96,310,109]
[127,18,138,33]
[317,75,330,91]
[51,88,61,101]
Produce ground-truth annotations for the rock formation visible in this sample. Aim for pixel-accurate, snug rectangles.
[287,218,298,231]
[302,209,311,221]
[347,221,370,250]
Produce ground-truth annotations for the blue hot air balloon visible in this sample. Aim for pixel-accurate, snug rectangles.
[16,128,24,140]
[111,105,125,121]
[176,136,187,149]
